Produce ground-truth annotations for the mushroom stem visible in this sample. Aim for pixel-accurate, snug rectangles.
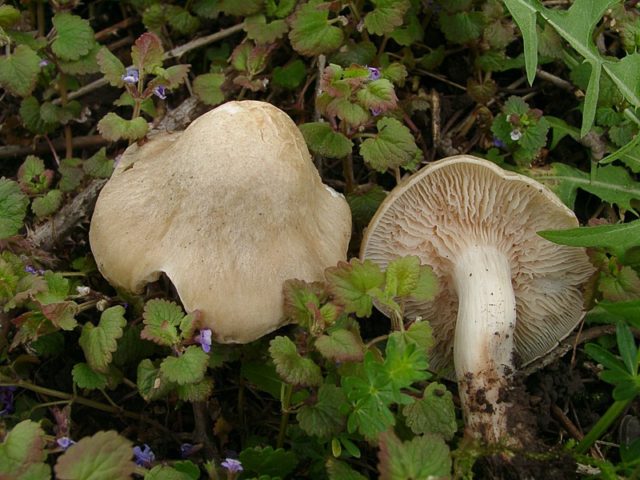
[452,245,516,443]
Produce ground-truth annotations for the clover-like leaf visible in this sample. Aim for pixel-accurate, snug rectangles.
[54,430,136,480]
[0,420,49,479]
[160,345,209,385]
[98,113,148,142]
[403,383,457,440]
[0,44,40,97]
[378,431,451,480]
[140,298,185,347]
[84,147,114,178]
[325,259,385,318]
[193,73,225,106]
[131,32,164,74]
[51,13,95,61]
[72,362,108,390]
[289,0,344,56]
[96,46,125,87]
[245,14,289,44]
[364,0,410,36]
[360,117,422,172]
[0,178,29,239]
[299,122,353,159]
[31,189,63,219]
[269,335,322,386]
[297,384,347,437]
[79,306,127,373]
[315,329,364,362]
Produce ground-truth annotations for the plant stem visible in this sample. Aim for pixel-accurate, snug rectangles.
[276,383,294,449]
[57,73,74,159]
[576,399,632,454]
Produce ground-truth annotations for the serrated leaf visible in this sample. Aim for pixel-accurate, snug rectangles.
[269,335,322,386]
[326,459,368,480]
[79,306,126,373]
[155,64,190,89]
[145,465,194,480]
[347,185,386,229]
[599,265,640,302]
[364,0,410,36]
[51,13,95,61]
[403,321,434,353]
[131,32,164,74]
[98,113,148,142]
[160,346,208,385]
[137,359,173,401]
[356,79,398,113]
[239,446,298,479]
[245,14,289,43]
[299,122,353,159]
[384,332,430,391]
[32,189,63,218]
[325,259,385,317]
[193,73,225,106]
[36,271,69,304]
[360,117,422,173]
[266,0,297,18]
[272,59,307,90]
[439,11,484,44]
[219,0,263,16]
[0,44,40,97]
[0,420,49,479]
[390,11,423,46]
[19,96,56,134]
[297,384,347,437]
[378,431,451,479]
[84,147,114,178]
[384,256,421,297]
[58,42,101,75]
[282,278,329,327]
[0,5,20,29]
[315,329,364,362]
[54,430,135,480]
[40,301,78,330]
[168,8,200,35]
[141,299,185,346]
[176,377,214,402]
[96,47,125,87]
[326,98,369,128]
[289,0,344,56]
[72,362,108,390]
[403,383,457,440]
[0,178,29,239]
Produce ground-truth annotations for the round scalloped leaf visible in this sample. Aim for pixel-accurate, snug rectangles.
[193,73,225,106]
[54,430,136,480]
[72,362,108,390]
[160,345,208,385]
[364,0,410,36]
[0,178,29,239]
[51,13,95,61]
[31,189,63,219]
[299,122,353,159]
[0,44,40,97]
[289,1,344,56]
[98,113,149,142]
[0,420,49,479]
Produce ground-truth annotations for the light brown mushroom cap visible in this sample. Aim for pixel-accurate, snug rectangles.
[360,155,594,377]
[90,100,352,343]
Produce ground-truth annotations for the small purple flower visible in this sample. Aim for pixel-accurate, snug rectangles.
[153,85,167,99]
[180,443,195,458]
[39,59,50,68]
[370,107,382,117]
[122,67,139,84]
[492,137,506,149]
[221,458,243,473]
[196,329,212,353]
[56,437,75,450]
[0,386,16,416]
[367,66,381,81]
[133,444,155,467]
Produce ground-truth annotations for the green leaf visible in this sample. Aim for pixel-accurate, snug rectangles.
[0,5,20,29]
[98,113,148,142]
[239,446,298,479]
[51,13,95,61]
[96,47,125,87]
[384,256,421,297]
[79,306,126,373]
[176,378,214,402]
[54,430,136,480]
[403,383,457,440]
[538,219,640,265]
[218,0,263,16]
[160,346,208,385]
[20,96,56,134]
[137,359,173,401]
[0,178,29,239]
[131,32,164,74]
[326,98,370,128]
[72,362,108,390]
[439,11,484,44]
[36,271,69,304]
[145,465,194,480]
[289,0,344,56]
[168,8,200,35]
[154,65,190,89]
[527,163,640,211]
[193,73,225,106]
[403,321,434,353]
[599,265,640,302]
[356,79,397,112]
[390,11,423,46]
[617,322,637,375]
[0,44,40,97]
[0,420,49,479]
[245,14,289,43]
[502,0,538,85]
[377,431,451,479]
[58,43,101,75]
[31,189,63,219]
[299,122,353,159]
[364,0,410,36]
[326,459,368,480]
[384,332,430,391]
[84,147,114,178]
[40,301,78,330]
[297,384,347,437]
[59,158,84,192]
[585,343,628,374]
[315,329,364,362]
[269,335,322,386]
[325,259,385,317]
[141,298,185,347]
[360,117,423,173]
[272,59,307,90]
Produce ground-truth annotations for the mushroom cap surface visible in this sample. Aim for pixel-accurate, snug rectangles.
[360,155,594,376]
[90,100,352,343]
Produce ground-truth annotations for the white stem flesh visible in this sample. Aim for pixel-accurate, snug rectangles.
[452,245,517,443]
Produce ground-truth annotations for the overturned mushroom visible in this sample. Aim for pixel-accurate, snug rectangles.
[90,101,352,343]
[360,155,593,443]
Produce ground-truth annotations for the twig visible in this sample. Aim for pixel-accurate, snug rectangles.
[551,403,584,441]
[0,135,108,159]
[95,17,138,41]
[536,68,575,92]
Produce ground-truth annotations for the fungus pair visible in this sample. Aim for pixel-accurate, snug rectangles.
[91,101,592,444]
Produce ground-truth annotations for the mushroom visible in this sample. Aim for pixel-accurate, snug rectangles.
[90,100,352,343]
[360,155,593,443]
